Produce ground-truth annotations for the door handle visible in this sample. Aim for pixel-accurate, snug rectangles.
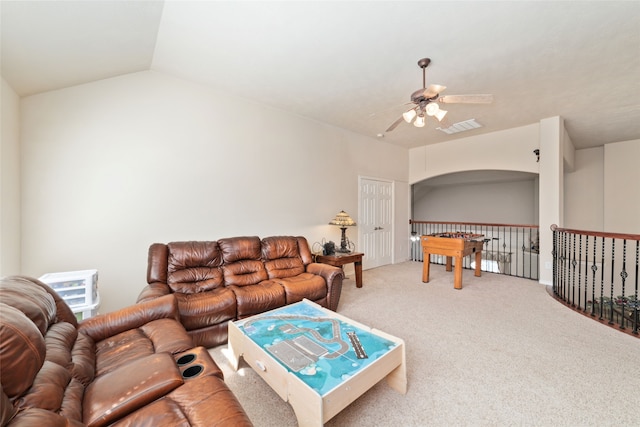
[374,227,384,230]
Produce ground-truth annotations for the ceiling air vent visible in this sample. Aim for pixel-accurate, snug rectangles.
[436,119,482,135]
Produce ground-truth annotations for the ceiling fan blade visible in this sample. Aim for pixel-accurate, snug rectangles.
[385,116,405,132]
[423,84,446,99]
[439,94,494,104]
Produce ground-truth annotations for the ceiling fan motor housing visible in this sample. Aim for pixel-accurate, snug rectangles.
[411,89,438,104]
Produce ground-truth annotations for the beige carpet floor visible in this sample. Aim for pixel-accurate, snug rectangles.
[209,261,639,426]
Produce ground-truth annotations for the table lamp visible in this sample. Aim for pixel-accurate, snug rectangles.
[329,210,356,253]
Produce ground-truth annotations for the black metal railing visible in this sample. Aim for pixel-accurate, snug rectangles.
[410,220,540,280]
[551,225,639,336]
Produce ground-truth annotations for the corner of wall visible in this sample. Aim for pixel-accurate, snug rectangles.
[0,77,22,276]
[563,127,575,172]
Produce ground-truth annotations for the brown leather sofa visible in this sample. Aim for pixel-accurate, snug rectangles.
[137,235,344,348]
[0,275,253,427]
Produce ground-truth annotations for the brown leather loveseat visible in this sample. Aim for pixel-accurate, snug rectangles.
[0,275,252,427]
[137,236,344,348]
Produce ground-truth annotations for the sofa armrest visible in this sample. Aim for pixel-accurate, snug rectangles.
[306,263,344,311]
[78,294,180,342]
[136,282,171,303]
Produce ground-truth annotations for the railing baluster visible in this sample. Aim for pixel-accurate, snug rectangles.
[590,235,597,317]
[600,236,605,321]
[583,235,588,313]
[570,234,576,307]
[634,241,639,335]
[563,231,568,302]
[619,240,627,330]
[609,239,616,325]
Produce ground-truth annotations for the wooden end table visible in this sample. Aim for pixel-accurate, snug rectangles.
[315,252,364,288]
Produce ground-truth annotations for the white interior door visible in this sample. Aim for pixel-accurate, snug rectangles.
[359,178,393,270]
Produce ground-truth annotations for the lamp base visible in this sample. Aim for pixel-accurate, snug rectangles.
[338,227,351,253]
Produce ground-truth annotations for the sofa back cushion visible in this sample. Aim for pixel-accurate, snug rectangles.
[262,236,305,279]
[219,236,268,286]
[0,303,46,398]
[0,276,96,424]
[0,277,56,335]
[166,241,224,293]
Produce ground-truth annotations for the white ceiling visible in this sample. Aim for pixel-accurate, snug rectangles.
[2,1,639,151]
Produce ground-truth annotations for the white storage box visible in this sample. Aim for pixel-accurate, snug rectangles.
[72,299,101,321]
[39,269,100,318]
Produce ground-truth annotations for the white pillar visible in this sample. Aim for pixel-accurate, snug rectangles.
[538,116,564,285]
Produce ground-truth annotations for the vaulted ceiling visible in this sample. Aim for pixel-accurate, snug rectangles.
[2,1,639,150]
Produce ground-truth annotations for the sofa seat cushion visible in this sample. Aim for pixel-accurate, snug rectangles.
[175,287,237,330]
[93,318,192,378]
[83,353,184,427]
[229,281,285,318]
[110,375,253,427]
[275,273,327,305]
[187,322,230,349]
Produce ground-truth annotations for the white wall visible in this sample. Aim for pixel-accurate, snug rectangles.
[413,179,537,224]
[409,123,540,184]
[19,70,409,312]
[564,140,640,234]
[394,179,410,262]
[0,77,21,276]
[564,146,604,231]
[604,139,640,234]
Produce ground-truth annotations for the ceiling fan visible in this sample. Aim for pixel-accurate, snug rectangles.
[385,58,493,132]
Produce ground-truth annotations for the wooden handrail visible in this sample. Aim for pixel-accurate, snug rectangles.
[550,224,640,240]
[411,220,539,229]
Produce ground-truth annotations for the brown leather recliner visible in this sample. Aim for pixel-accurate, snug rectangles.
[137,235,344,348]
[0,275,253,427]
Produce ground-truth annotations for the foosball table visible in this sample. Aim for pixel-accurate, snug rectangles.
[421,232,485,290]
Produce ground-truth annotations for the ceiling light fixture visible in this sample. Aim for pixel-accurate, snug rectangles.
[434,109,448,122]
[425,102,440,116]
[414,115,426,128]
[402,109,417,123]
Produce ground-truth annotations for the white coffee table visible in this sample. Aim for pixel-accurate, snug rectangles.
[227,299,406,426]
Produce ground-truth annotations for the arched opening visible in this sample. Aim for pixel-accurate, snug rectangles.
[411,170,538,224]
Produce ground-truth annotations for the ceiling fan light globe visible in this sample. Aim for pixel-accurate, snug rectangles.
[402,109,417,123]
[414,115,426,127]
[435,109,448,121]
[425,102,440,116]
